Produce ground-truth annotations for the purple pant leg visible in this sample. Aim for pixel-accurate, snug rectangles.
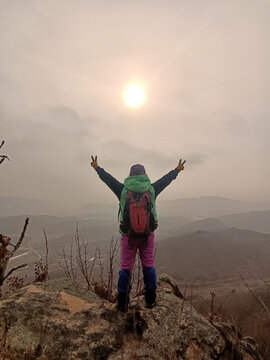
[139,232,155,268]
[121,235,137,270]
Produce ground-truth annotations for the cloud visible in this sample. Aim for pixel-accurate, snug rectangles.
[102,139,205,169]
[0,0,270,204]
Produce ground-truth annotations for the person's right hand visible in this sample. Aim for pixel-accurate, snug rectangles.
[91,155,99,169]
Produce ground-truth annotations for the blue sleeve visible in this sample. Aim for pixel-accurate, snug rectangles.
[152,169,180,198]
[95,167,124,200]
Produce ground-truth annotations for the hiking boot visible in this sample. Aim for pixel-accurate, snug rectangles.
[146,300,156,309]
[145,289,156,309]
[116,292,130,313]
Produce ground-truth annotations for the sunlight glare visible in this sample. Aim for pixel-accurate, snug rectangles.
[124,84,145,107]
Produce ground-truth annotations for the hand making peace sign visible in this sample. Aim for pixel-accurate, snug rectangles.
[91,155,99,169]
[176,159,186,171]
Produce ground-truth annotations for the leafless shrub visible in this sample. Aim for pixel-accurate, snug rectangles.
[58,223,97,289]
[92,239,119,302]
[208,290,215,323]
[58,237,77,281]
[6,275,27,292]
[190,284,193,320]
[91,248,107,298]
[74,223,94,290]
[193,277,269,357]
[239,274,270,320]
[58,224,120,302]
[207,290,223,323]
[92,280,112,301]
[34,229,49,284]
[0,218,29,296]
[96,248,104,285]
[107,237,119,301]
[34,260,48,283]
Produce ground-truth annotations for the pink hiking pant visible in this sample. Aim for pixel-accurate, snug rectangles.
[121,232,155,270]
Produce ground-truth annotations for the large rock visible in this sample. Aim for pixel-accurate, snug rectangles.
[0,276,263,360]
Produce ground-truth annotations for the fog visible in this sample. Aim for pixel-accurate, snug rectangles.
[1,0,269,206]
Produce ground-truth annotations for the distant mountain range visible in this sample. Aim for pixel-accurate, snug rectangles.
[0,214,117,237]
[1,195,270,219]
[157,196,270,218]
[1,199,270,243]
[176,217,228,234]
[217,209,270,233]
[0,196,67,217]
[158,209,270,237]
[2,195,270,285]
[156,228,270,282]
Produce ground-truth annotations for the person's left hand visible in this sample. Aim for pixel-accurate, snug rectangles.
[176,159,186,171]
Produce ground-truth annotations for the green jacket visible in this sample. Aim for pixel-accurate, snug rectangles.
[119,175,158,234]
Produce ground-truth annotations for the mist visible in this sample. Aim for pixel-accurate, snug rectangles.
[1,0,270,207]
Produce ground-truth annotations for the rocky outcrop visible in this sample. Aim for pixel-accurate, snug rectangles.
[0,276,263,360]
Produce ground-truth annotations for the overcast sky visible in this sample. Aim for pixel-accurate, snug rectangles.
[0,0,269,206]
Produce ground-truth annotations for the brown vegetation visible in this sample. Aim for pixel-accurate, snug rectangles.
[58,224,120,302]
[34,229,49,283]
[0,218,29,296]
[193,278,270,359]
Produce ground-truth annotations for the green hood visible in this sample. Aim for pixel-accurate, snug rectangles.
[123,175,151,193]
[119,175,158,233]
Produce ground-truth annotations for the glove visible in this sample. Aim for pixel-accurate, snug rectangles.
[91,155,99,169]
[176,159,186,171]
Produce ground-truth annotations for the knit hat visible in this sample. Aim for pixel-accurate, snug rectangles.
[129,164,146,176]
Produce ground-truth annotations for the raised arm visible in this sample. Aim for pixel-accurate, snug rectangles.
[152,159,186,197]
[91,156,124,200]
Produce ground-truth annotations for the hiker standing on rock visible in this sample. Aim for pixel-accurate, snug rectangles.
[91,156,186,312]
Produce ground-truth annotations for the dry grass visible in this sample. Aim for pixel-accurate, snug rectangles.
[194,285,270,359]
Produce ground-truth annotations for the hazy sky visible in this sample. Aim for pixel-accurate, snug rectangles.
[0,0,270,206]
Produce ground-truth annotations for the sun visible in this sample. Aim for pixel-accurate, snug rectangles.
[124,84,145,107]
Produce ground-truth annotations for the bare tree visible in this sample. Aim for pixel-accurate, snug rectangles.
[92,239,120,302]
[74,223,96,290]
[208,290,216,323]
[0,218,29,295]
[58,236,77,281]
[240,274,270,320]
[34,228,49,284]
[0,140,10,165]
[106,237,119,301]
[58,223,97,290]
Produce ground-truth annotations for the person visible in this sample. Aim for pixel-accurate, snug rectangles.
[90,156,186,312]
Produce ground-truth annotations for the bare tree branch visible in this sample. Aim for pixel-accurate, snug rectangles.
[43,227,49,274]
[0,218,29,293]
[239,273,270,320]
[107,237,119,301]
[0,140,10,165]
[3,263,27,282]
[10,217,29,257]
[0,156,10,164]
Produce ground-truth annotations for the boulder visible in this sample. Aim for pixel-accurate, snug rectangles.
[0,276,263,360]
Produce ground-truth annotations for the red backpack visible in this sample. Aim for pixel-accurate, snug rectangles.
[120,190,157,243]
